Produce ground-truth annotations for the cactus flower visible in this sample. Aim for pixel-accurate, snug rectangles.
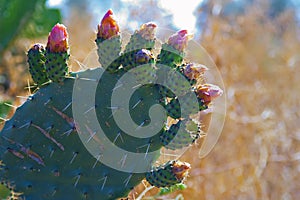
[184,63,208,80]
[46,23,69,53]
[196,84,223,106]
[168,30,193,52]
[136,22,157,40]
[172,161,191,180]
[97,9,120,39]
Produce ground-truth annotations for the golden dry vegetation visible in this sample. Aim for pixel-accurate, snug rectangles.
[1,2,300,200]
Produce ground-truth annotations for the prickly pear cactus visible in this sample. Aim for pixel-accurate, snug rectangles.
[0,10,223,200]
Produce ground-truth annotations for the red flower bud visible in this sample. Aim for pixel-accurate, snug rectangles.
[46,23,69,53]
[196,84,223,106]
[184,63,208,80]
[168,30,193,52]
[97,9,120,39]
[136,22,157,40]
[172,161,191,180]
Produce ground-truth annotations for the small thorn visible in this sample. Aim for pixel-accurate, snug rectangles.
[52,188,57,196]
[18,121,31,129]
[119,154,127,168]
[136,120,145,130]
[70,152,78,164]
[44,98,52,105]
[84,106,96,114]
[123,174,133,187]
[113,132,124,144]
[49,148,55,158]
[16,95,29,100]
[108,109,117,119]
[144,143,150,159]
[132,99,142,109]
[62,128,74,136]
[112,83,123,91]
[27,79,32,95]
[106,106,120,110]
[86,131,97,143]
[74,58,88,70]
[62,101,72,112]
[93,154,102,169]
[132,84,142,89]
[74,173,81,187]
[78,77,98,82]
[3,102,18,109]
[99,175,108,191]
[0,117,8,122]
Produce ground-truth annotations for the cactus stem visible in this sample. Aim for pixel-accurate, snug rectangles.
[132,99,142,109]
[92,154,103,169]
[123,173,133,187]
[18,121,32,129]
[113,131,124,144]
[32,124,65,151]
[99,175,108,190]
[62,101,72,112]
[44,97,52,105]
[73,173,81,187]
[84,105,96,114]
[70,152,79,164]
[120,154,128,168]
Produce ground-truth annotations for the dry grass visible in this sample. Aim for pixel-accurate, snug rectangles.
[1,3,300,200]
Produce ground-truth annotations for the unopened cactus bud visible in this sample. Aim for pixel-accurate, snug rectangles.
[136,22,157,40]
[27,43,49,86]
[196,84,223,106]
[184,63,208,81]
[46,23,68,53]
[135,49,153,64]
[146,160,191,187]
[45,23,70,83]
[167,30,193,52]
[172,161,191,180]
[97,9,120,40]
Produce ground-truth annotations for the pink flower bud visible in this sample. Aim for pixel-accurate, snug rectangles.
[136,22,157,40]
[168,30,193,52]
[97,9,120,39]
[196,84,223,106]
[184,63,208,80]
[46,23,68,53]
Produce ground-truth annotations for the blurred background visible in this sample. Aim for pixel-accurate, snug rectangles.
[1,0,300,199]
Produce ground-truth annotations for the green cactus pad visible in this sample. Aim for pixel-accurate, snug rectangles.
[45,50,69,83]
[95,35,122,73]
[27,44,49,86]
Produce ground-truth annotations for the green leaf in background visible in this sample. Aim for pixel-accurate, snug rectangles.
[0,0,61,59]
[21,0,61,38]
[0,184,10,199]
[0,101,12,119]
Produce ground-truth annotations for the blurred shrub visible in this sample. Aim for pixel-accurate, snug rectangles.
[0,0,61,59]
